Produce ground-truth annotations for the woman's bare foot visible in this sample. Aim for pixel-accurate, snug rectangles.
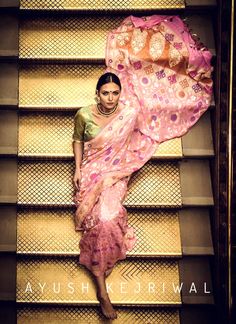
[92,271,117,319]
[96,291,117,320]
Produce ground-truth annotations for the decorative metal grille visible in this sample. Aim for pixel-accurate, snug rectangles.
[125,161,182,207]
[18,110,182,158]
[17,305,180,323]
[17,160,182,207]
[17,256,181,304]
[18,111,75,157]
[17,1,187,316]
[19,16,124,60]
[20,0,185,11]
[154,139,182,159]
[17,207,181,256]
[19,64,104,109]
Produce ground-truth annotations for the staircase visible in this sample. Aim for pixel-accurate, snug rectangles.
[0,0,219,323]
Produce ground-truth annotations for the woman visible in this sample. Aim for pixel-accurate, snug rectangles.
[72,14,213,320]
[72,72,137,319]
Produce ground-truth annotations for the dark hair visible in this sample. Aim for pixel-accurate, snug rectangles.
[96,72,122,92]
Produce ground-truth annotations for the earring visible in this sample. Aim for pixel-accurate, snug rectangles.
[95,96,100,103]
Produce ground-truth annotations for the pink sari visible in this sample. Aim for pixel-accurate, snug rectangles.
[73,14,213,276]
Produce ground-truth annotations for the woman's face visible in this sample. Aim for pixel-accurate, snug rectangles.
[98,82,121,111]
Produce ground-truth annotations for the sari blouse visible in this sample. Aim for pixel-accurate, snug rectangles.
[72,104,124,143]
[72,105,101,143]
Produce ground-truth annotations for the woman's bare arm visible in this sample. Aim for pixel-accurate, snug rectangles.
[72,141,84,190]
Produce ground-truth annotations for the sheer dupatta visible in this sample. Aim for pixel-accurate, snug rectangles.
[72,13,213,256]
[105,14,213,143]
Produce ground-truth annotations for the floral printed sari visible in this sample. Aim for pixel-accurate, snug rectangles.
[73,14,213,276]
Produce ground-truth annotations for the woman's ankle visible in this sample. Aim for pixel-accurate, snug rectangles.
[97,290,109,299]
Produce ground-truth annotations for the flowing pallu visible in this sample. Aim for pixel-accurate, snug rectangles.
[73,14,213,276]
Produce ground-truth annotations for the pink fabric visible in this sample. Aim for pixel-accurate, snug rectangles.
[73,14,213,276]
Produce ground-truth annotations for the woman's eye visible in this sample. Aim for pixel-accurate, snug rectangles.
[101,91,120,95]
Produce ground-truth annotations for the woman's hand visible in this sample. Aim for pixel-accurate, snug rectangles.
[75,208,84,231]
[73,168,81,191]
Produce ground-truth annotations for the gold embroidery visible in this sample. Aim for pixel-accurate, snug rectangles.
[131,29,148,54]
[116,50,126,62]
[152,24,164,33]
[149,32,165,61]
[144,64,154,75]
[169,44,182,67]
[116,32,130,46]
[160,25,165,32]
[179,78,189,88]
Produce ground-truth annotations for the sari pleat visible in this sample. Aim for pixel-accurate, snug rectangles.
[73,14,213,276]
